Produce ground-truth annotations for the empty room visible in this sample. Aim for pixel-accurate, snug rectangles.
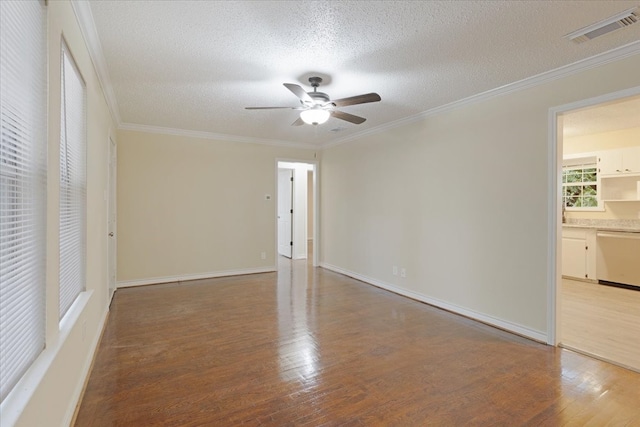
[2,1,640,426]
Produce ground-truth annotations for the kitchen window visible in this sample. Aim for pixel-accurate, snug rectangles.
[562,161,599,209]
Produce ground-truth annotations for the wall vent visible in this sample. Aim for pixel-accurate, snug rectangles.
[565,7,639,43]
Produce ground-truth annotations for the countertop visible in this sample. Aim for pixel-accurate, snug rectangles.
[563,219,640,233]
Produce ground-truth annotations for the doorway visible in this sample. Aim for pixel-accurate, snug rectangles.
[277,160,317,265]
[550,86,640,370]
[277,168,293,258]
[107,136,117,302]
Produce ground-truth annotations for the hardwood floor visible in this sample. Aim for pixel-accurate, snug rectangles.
[560,278,640,372]
[75,260,640,426]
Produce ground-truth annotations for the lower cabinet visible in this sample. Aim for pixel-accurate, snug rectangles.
[562,227,596,280]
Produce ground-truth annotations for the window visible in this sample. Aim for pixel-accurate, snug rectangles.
[59,42,86,320]
[562,162,598,209]
[0,0,47,403]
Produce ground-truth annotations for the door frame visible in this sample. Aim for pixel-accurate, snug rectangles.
[276,158,319,267]
[547,85,640,345]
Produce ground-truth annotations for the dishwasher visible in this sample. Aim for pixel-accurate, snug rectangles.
[596,231,640,290]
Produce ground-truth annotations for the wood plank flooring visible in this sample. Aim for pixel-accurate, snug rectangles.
[75,260,640,426]
[560,278,640,372]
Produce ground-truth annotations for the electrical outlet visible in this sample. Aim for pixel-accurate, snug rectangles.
[392,266,398,276]
[400,268,407,278]
[261,252,266,260]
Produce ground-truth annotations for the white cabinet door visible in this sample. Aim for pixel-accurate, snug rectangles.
[562,237,587,279]
[598,150,623,175]
[598,147,640,176]
[621,146,640,174]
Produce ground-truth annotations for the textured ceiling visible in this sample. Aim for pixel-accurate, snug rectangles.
[563,95,640,138]
[87,0,640,146]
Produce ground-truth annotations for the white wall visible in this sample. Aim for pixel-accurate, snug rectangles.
[1,1,116,426]
[320,53,640,341]
[564,127,640,155]
[116,130,317,285]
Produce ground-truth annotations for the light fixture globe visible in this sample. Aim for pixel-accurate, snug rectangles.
[300,108,330,125]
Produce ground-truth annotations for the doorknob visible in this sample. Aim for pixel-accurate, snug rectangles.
[108,232,114,237]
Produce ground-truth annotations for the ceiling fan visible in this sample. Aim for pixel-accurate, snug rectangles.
[245,76,381,126]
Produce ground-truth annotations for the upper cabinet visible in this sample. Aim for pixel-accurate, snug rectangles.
[598,147,640,176]
[597,147,640,202]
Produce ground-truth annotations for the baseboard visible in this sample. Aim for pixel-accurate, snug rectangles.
[116,267,277,288]
[320,262,547,343]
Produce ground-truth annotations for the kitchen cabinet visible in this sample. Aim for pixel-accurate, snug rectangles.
[597,147,640,176]
[600,175,640,201]
[597,147,640,202]
[562,227,597,280]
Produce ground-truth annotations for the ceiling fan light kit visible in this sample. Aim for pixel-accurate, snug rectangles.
[300,108,330,125]
[246,76,381,126]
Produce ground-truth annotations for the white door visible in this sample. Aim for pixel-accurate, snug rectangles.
[107,137,117,300]
[278,169,293,258]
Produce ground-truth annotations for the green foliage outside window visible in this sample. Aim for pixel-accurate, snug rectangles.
[562,166,598,208]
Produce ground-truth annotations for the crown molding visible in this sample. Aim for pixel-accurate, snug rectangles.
[324,40,640,149]
[118,123,319,149]
[71,0,122,125]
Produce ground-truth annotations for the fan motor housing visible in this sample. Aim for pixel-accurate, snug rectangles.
[307,91,330,104]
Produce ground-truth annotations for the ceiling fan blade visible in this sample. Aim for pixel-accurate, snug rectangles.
[283,83,314,104]
[332,110,366,125]
[331,92,381,108]
[245,106,297,110]
[291,117,305,126]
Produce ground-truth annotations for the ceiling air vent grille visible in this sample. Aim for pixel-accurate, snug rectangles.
[566,7,639,43]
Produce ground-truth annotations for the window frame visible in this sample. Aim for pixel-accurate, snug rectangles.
[58,39,87,321]
[562,154,604,212]
[0,0,47,404]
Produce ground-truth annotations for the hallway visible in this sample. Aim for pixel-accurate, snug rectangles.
[74,261,640,426]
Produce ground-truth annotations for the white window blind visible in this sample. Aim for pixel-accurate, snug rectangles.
[0,0,47,403]
[59,42,86,320]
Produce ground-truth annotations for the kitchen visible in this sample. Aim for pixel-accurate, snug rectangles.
[560,95,640,372]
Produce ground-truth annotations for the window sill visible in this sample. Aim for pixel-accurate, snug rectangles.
[0,290,93,427]
[566,206,606,212]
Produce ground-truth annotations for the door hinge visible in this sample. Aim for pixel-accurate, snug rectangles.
[290,209,293,214]
[290,177,294,182]
[290,241,293,246]
[585,245,588,250]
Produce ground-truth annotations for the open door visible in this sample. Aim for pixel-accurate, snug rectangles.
[107,137,117,301]
[278,168,293,258]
